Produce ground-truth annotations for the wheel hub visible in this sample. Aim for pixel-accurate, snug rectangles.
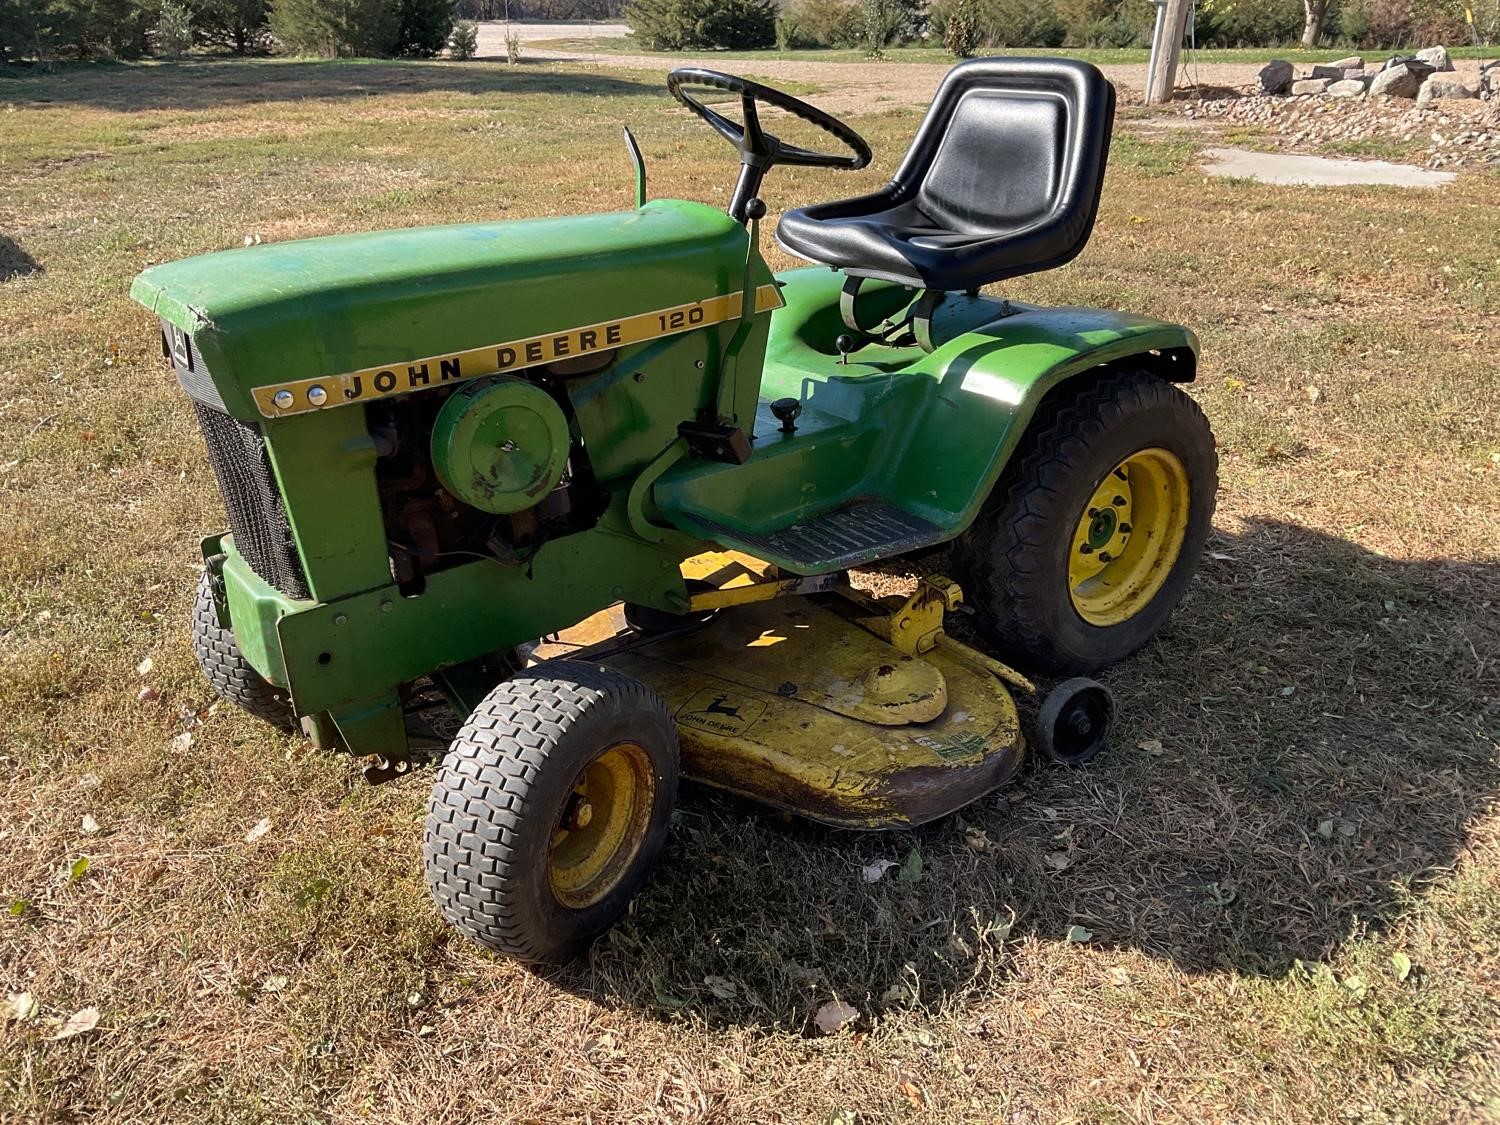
[548,742,655,910]
[1067,448,1191,627]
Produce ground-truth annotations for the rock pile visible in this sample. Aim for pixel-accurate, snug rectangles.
[1257,46,1474,106]
[1182,93,1500,170]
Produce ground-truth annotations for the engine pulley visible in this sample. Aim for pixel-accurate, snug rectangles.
[430,377,570,515]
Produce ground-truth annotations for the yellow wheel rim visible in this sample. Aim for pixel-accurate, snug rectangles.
[547,741,655,910]
[1067,448,1191,627]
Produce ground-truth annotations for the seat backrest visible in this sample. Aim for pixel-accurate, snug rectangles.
[896,58,1113,243]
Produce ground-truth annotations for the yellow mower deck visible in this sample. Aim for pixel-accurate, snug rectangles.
[539,555,1028,830]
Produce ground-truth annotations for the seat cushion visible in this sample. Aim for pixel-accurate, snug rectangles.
[775,58,1114,292]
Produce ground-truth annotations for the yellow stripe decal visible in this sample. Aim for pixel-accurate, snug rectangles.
[251,283,785,419]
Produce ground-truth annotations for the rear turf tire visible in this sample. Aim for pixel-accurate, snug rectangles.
[190,571,297,731]
[953,371,1218,675]
[423,662,679,965]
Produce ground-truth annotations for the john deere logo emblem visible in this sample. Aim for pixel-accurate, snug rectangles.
[676,688,767,737]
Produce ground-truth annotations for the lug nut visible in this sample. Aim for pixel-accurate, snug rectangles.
[1112,495,1127,507]
[1098,552,1113,563]
[1079,544,1093,555]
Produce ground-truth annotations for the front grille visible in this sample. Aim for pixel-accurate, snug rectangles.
[192,402,311,600]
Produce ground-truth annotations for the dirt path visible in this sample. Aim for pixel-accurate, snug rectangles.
[473,27,1490,117]
[474,26,1269,112]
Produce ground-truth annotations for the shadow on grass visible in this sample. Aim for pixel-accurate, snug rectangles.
[554,517,1499,1028]
[0,235,42,280]
[1,58,663,112]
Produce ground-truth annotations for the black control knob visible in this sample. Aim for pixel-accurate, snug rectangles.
[835,334,856,364]
[770,397,802,434]
[744,198,767,221]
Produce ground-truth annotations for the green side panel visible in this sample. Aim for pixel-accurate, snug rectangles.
[216,503,693,718]
[261,406,390,602]
[129,200,750,420]
[653,267,1198,573]
[217,545,296,689]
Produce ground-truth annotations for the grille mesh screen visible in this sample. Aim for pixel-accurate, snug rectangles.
[193,402,311,600]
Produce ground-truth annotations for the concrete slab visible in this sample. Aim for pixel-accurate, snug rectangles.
[1201,147,1456,188]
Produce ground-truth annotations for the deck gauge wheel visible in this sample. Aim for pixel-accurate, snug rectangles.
[1035,677,1114,767]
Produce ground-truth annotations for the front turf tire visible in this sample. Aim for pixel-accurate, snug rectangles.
[423,662,679,966]
[953,371,1218,676]
[190,571,297,731]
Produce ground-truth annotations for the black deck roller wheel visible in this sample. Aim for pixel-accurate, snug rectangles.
[423,661,679,965]
[1035,677,1114,767]
[190,571,296,731]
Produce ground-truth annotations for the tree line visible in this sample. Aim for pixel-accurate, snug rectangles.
[0,0,626,60]
[629,0,1495,53]
[1,0,1491,63]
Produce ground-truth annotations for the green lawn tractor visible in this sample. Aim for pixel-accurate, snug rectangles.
[132,60,1217,964]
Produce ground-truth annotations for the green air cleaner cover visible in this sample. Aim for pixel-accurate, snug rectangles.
[430,377,570,515]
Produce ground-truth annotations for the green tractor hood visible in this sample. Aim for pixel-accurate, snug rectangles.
[130,200,752,420]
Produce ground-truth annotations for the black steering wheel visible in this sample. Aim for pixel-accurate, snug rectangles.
[666,67,872,223]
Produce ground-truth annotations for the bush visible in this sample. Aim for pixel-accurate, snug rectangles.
[446,14,473,55]
[270,0,451,56]
[391,0,452,54]
[626,0,774,49]
[784,0,861,46]
[193,0,269,52]
[1195,0,1302,46]
[929,0,1064,47]
[155,0,192,53]
[943,0,979,56]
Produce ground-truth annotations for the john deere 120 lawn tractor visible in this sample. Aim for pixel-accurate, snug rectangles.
[131,60,1217,964]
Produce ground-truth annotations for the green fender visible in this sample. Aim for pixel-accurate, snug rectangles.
[654,267,1199,572]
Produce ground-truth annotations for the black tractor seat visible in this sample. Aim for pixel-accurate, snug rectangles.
[776,58,1115,294]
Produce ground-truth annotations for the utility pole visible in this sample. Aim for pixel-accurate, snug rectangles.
[1145,0,1192,105]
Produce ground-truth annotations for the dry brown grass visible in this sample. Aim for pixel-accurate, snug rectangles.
[1,57,1498,1123]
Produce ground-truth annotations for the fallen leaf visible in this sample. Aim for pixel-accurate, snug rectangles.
[1342,974,1367,999]
[1065,924,1093,943]
[860,859,897,884]
[1391,951,1413,982]
[897,847,923,883]
[702,975,737,999]
[136,657,153,677]
[1136,739,1165,755]
[171,732,193,753]
[1110,967,1130,986]
[911,1028,940,1048]
[1045,851,1072,871]
[1317,818,1336,840]
[825,1111,858,1125]
[137,686,159,703]
[1306,385,1323,405]
[261,974,289,993]
[880,983,913,1004]
[897,1077,927,1109]
[48,1006,99,1041]
[243,818,272,844]
[4,992,36,1021]
[78,774,101,791]
[81,815,99,835]
[1207,550,1236,561]
[65,857,88,884]
[813,1000,859,1035]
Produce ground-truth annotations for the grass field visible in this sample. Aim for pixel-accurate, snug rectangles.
[2,57,1498,1123]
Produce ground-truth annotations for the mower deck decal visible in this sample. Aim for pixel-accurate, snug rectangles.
[675,688,768,737]
[250,283,785,419]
